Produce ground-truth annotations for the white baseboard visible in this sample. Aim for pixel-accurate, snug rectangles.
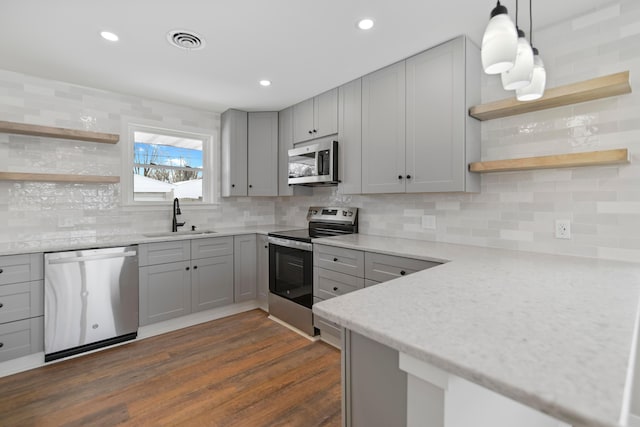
[0,300,262,379]
[268,315,320,342]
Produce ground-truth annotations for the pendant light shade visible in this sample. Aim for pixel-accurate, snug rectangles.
[516,48,546,101]
[501,29,534,90]
[481,1,518,74]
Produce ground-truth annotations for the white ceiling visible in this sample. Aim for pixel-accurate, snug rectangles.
[0,0,616,113]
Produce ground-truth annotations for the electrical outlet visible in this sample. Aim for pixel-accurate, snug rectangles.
[555,219,571,239]
[421,215,436,230]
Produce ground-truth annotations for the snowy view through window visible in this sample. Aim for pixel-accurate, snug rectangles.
[133,130,204,202]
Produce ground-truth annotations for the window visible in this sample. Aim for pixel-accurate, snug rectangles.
[126,124,214,204]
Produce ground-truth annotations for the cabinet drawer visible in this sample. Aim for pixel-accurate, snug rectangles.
[314,267,364,300]
[314,245,364,277]
[0,317,44,362]
[0,253,43,285]
[191,236,234,260]
[365,252,441,283]
[0,281,43,324]
[364,279,380,288]
[138,240,190,266]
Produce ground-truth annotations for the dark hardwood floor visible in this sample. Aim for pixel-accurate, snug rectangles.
[0,310,342,426]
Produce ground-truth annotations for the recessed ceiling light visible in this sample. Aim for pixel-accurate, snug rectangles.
[100,31,119,42]
[357,18,375,30]
[259,80,272,87]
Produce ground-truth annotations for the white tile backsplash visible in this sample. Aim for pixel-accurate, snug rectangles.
[1,0,639,261]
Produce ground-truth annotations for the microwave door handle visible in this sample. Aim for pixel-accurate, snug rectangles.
[317,150,323,176]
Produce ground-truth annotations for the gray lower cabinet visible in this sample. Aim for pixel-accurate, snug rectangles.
[0,317,44,362]
[248,112,278,196]
[221,109,248,197]
[191,255,234,312]
[313,244,441,348]
[139,237,236,325]
[343,330,407,427]
[234,234,257,302]
[256,234,269,306]
[364,252,441,283]
[0,253,44,362]
[139,261,192,326]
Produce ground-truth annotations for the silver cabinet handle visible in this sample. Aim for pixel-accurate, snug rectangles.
[47,251,137,265]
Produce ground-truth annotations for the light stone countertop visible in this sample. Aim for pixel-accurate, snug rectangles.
[312,234,640,427]
[0,224,301,256]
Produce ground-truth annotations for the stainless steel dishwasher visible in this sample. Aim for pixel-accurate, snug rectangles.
[44,246,139,362]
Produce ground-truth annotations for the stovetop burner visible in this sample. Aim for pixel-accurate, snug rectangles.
[268,206,359,243]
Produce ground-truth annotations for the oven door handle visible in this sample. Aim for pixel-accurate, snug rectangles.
[268,237,313,252]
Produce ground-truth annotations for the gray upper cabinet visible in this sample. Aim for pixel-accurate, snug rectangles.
[293,98,314,143]
[361,36,479,195]
[278,107,295,196]
[292,88,338,143]
[362,61,407,194]
[338,78,362,195]
[405,36,480,193]
[248,112,278,196]
[221,109,248,197]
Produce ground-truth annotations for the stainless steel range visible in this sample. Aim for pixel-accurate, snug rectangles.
[268,206,358,335]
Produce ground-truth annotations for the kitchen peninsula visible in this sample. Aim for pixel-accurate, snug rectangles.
[312,234,640,427]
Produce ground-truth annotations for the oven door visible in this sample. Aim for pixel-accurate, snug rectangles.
[268,237,313,309]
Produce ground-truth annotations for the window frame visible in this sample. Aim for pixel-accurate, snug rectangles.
[122,120,216,207]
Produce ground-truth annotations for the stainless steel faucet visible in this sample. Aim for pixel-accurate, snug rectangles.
[172,198,185,232]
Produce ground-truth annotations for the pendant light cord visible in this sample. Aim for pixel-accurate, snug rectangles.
[515,0,519,28]
[529,0,534,46]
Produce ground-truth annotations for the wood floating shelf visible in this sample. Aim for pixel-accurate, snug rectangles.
[0,120,119,144]
[469,71,631,121]
[0,172,120,184]
[468,148,629,173]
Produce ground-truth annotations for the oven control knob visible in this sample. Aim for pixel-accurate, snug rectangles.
[348,211,353,217]
[311,210,318,215]
[342,211,347,216]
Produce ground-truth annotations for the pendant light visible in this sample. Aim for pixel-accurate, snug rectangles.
[481,1,518,74]
[517,0,546,100]
[501,0,534,90]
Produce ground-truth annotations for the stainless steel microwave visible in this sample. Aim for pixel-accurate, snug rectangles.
[288,140,338,186]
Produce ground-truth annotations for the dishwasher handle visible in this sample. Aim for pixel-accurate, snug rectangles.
[46,251,137,265]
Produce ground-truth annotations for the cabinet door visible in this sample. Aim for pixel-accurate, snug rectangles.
[221,109,248,197]
[338,78,362,194]
[234,234,257,302]
[406,37,465,193]
[256,234,269,306]
[191,255,234,312]
[248,112,278,196]
[139,261,191,326]
[362,61,406,194]
[314,88,338,138]
[292,98,314,143]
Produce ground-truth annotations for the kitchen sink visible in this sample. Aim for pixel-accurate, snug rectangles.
[142,230,217,238]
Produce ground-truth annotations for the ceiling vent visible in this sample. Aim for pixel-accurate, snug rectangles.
[167,30,205,51]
